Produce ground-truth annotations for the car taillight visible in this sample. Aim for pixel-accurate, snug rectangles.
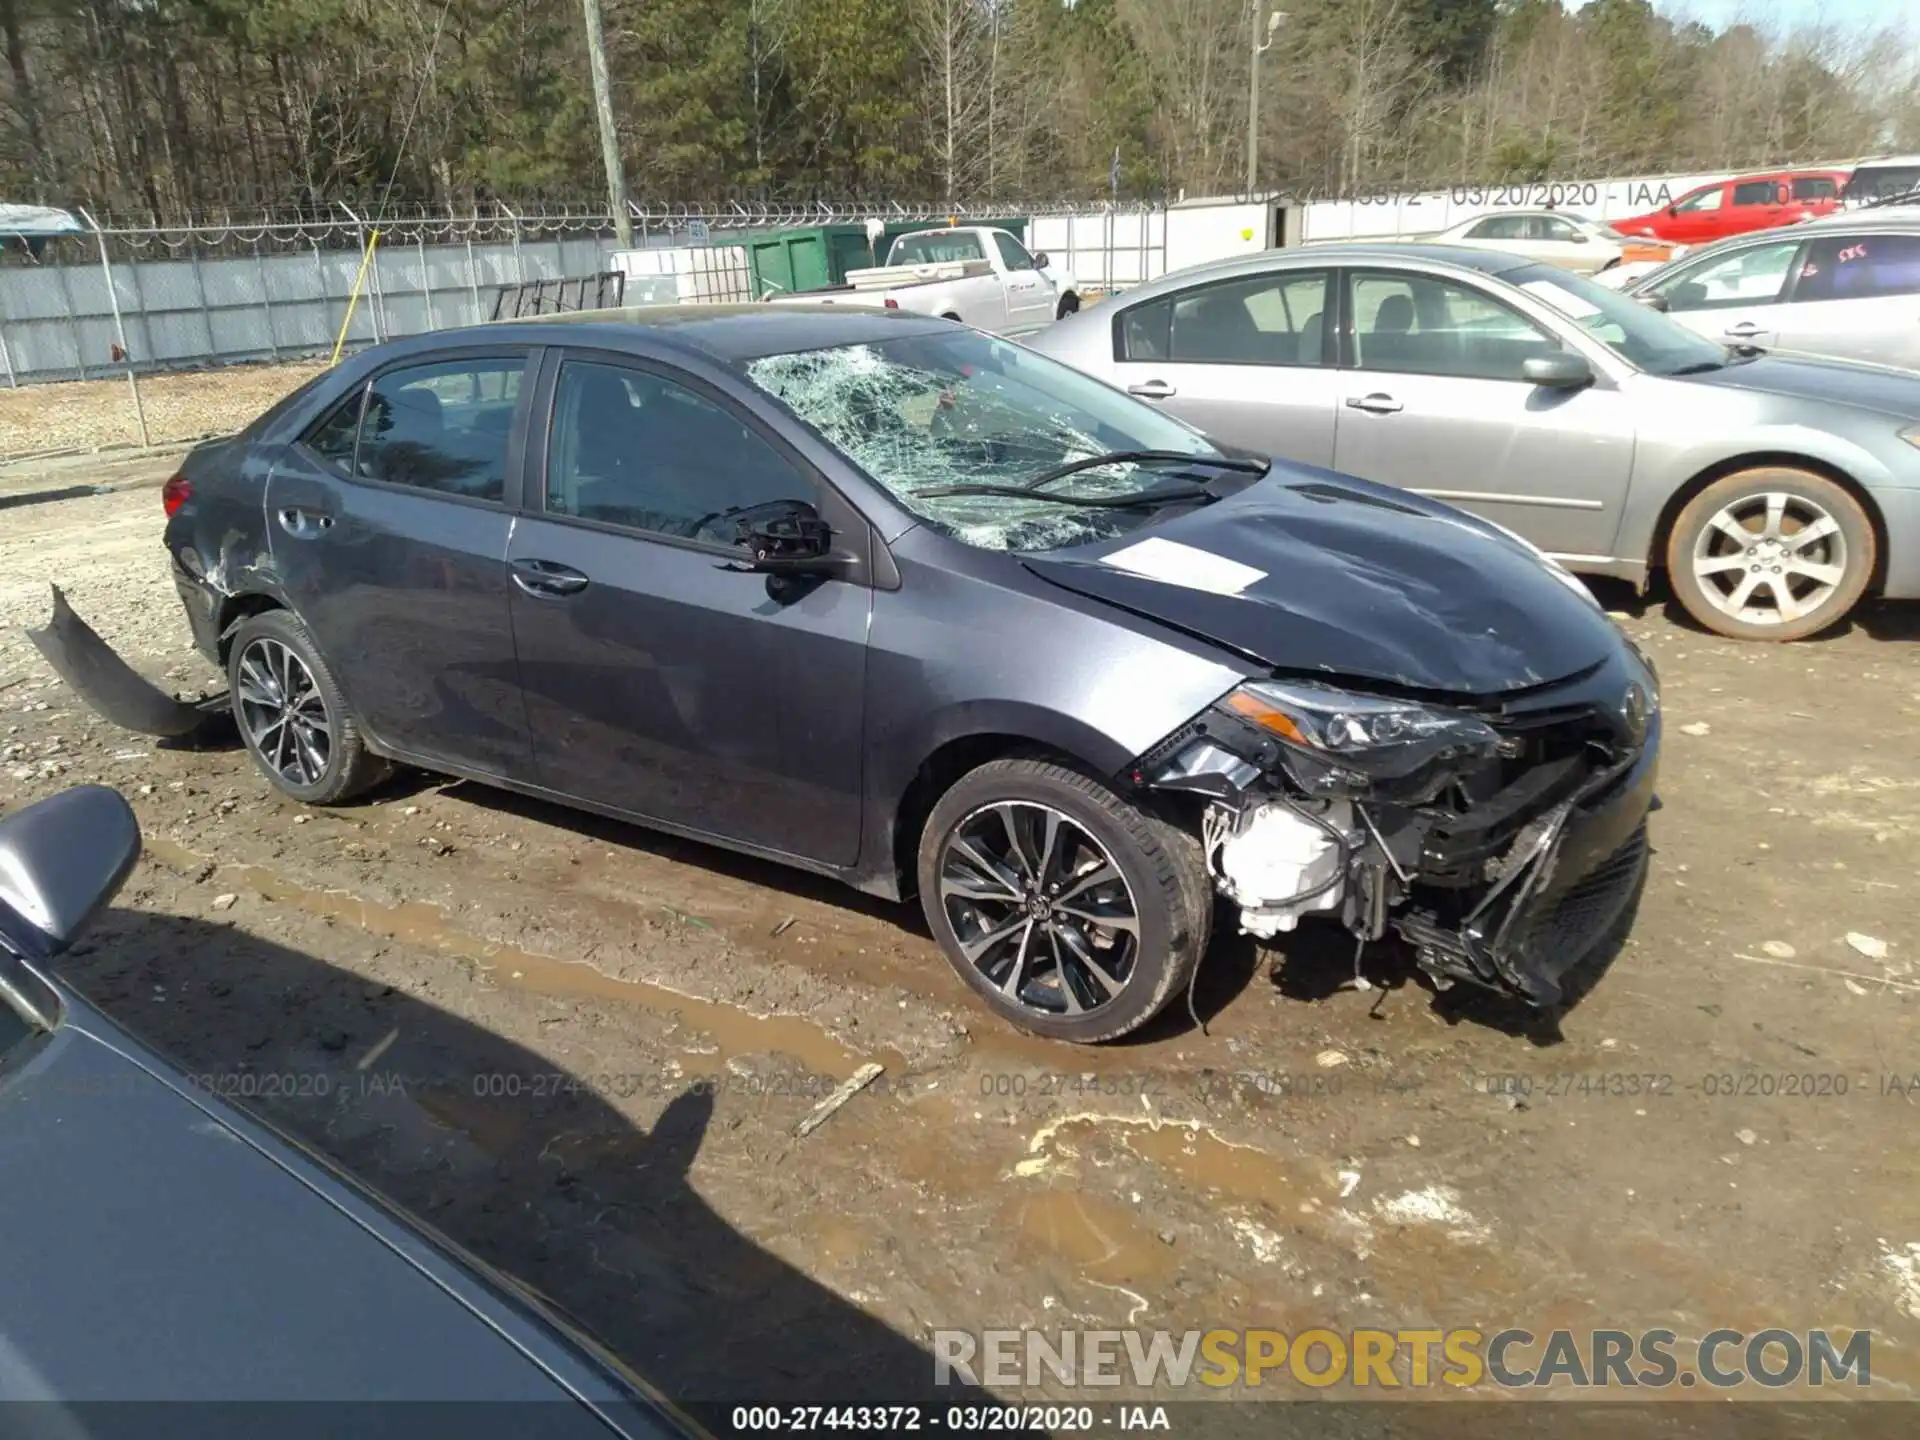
[161,474,192,517]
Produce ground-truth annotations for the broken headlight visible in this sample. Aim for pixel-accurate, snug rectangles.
[1223,679,1505,795]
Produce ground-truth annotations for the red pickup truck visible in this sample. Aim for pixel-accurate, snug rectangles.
[1613,169,1848,245]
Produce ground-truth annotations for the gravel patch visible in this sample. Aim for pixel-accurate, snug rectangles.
[0,361,328,459]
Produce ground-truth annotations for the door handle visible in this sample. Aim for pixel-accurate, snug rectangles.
[1127,380,1177,400]
[275,506,334,538]
[1722,321,1763,338]
[1345,393,1403,414]
[511,558,590,598]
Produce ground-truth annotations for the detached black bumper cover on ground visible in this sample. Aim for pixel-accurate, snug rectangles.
[24,583,225,741]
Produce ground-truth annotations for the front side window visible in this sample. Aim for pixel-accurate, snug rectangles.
[1793,233,1920,302]
[1650,240,1800,311]
[545,361,814,544]
[1119,271,1329,366]
[891,231,985,266]
[357,357,525,501]
[991,232,1035,272]
[1732,179,1784,207]
[745,329,1223,553]
[1349,270,1556,381]
[1537,216,1581,243]
[1674,186,1725,214]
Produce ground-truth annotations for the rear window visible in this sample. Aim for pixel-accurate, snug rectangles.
[890,232,985,266]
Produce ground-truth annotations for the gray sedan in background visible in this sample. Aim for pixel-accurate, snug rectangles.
[1619,213,1920,372]
[1032,243,1920,641]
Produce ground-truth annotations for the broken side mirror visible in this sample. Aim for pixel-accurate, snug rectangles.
[0,786,141,961]
[734,500,845,578]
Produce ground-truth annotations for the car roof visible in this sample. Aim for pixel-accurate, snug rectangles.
[447,302,954,364]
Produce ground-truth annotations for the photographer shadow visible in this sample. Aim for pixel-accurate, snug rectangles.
[66,909,996,1420]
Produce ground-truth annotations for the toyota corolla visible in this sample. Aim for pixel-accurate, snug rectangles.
[34,308,1660,1042]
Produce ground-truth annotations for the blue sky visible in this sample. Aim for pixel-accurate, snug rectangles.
[1650,0,1912,34]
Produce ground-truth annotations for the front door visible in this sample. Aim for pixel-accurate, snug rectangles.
[264,349,533,777]
[1644,237,1801,352]
[1106,267,1341,467]
[505,351,870,866]
[1330,269,1636,560]
[1663,183,1730,245]
[991,230,1054,331]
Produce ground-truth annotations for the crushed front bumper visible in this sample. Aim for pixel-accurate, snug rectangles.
[1396,717,1658,1006]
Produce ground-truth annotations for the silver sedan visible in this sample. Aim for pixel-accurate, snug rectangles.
[1030,243,1920,641]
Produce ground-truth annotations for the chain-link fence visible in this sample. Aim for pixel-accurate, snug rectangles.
[0,197,1172,460]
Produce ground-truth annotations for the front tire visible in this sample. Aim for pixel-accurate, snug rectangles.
[228,610,388,805]
[916,757,1211,1043]
[1056,291,1081,319]
[1665,468,1874,641]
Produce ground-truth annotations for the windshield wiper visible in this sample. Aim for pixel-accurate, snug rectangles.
[1018,449,1268,492]
[915,481,1217,509]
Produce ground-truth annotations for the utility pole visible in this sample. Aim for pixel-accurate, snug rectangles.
[581,0,634,248]
[1246,7,1285,196]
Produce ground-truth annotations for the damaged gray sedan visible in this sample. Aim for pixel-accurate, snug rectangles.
[36,307,1660,1041]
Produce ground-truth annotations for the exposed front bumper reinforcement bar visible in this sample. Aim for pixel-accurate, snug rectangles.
[23,584,225,741]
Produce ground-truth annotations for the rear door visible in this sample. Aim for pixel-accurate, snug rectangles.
[1640,236,1803,350]
[265,348,534,777]
[1104,266,1342,466]
[991,231,1054,331]
[1330,267,1636,559]
[504,349,870,865]
[1772,230,1920,368]
[1726,177,1792,236]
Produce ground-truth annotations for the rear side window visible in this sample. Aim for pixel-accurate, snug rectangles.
[1792,176,1837,201]
[357,357,525,502]
[1119,272,1329,366]
[1794,234,1920,302]
[1732,179,1785,206]
[302,388,365,469]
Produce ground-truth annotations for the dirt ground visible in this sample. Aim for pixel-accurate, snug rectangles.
[0,360,327,459]
[2,459,1918,1432]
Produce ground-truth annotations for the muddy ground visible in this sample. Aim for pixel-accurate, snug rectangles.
[2,456,1917,1433]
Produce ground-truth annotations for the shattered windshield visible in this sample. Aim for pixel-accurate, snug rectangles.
[743,330,1231,552]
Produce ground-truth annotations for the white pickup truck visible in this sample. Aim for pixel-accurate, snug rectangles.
[766,226,1080,336]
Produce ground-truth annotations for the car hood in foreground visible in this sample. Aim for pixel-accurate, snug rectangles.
[1022,467,1624,697]
[0,1018,627,1425]
[1669,351,1920,419]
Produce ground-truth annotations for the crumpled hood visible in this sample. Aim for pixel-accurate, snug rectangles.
[1022,465,1625,696]
[1675,352,1920,419]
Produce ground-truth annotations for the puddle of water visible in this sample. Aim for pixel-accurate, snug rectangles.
[145,836,871,1080]
[1006,1189,1176,1289]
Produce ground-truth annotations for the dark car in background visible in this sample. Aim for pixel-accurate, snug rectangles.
[0,785,700,1434]
[54,307,1659,1039]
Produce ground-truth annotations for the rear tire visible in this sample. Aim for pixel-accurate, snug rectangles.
[916,757,1211,1043]
[1665,467,1874,641]
[228,610,389,805]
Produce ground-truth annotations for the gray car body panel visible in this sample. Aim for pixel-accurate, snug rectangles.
[1031,243,1920,597]
[0,979,677,1428]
